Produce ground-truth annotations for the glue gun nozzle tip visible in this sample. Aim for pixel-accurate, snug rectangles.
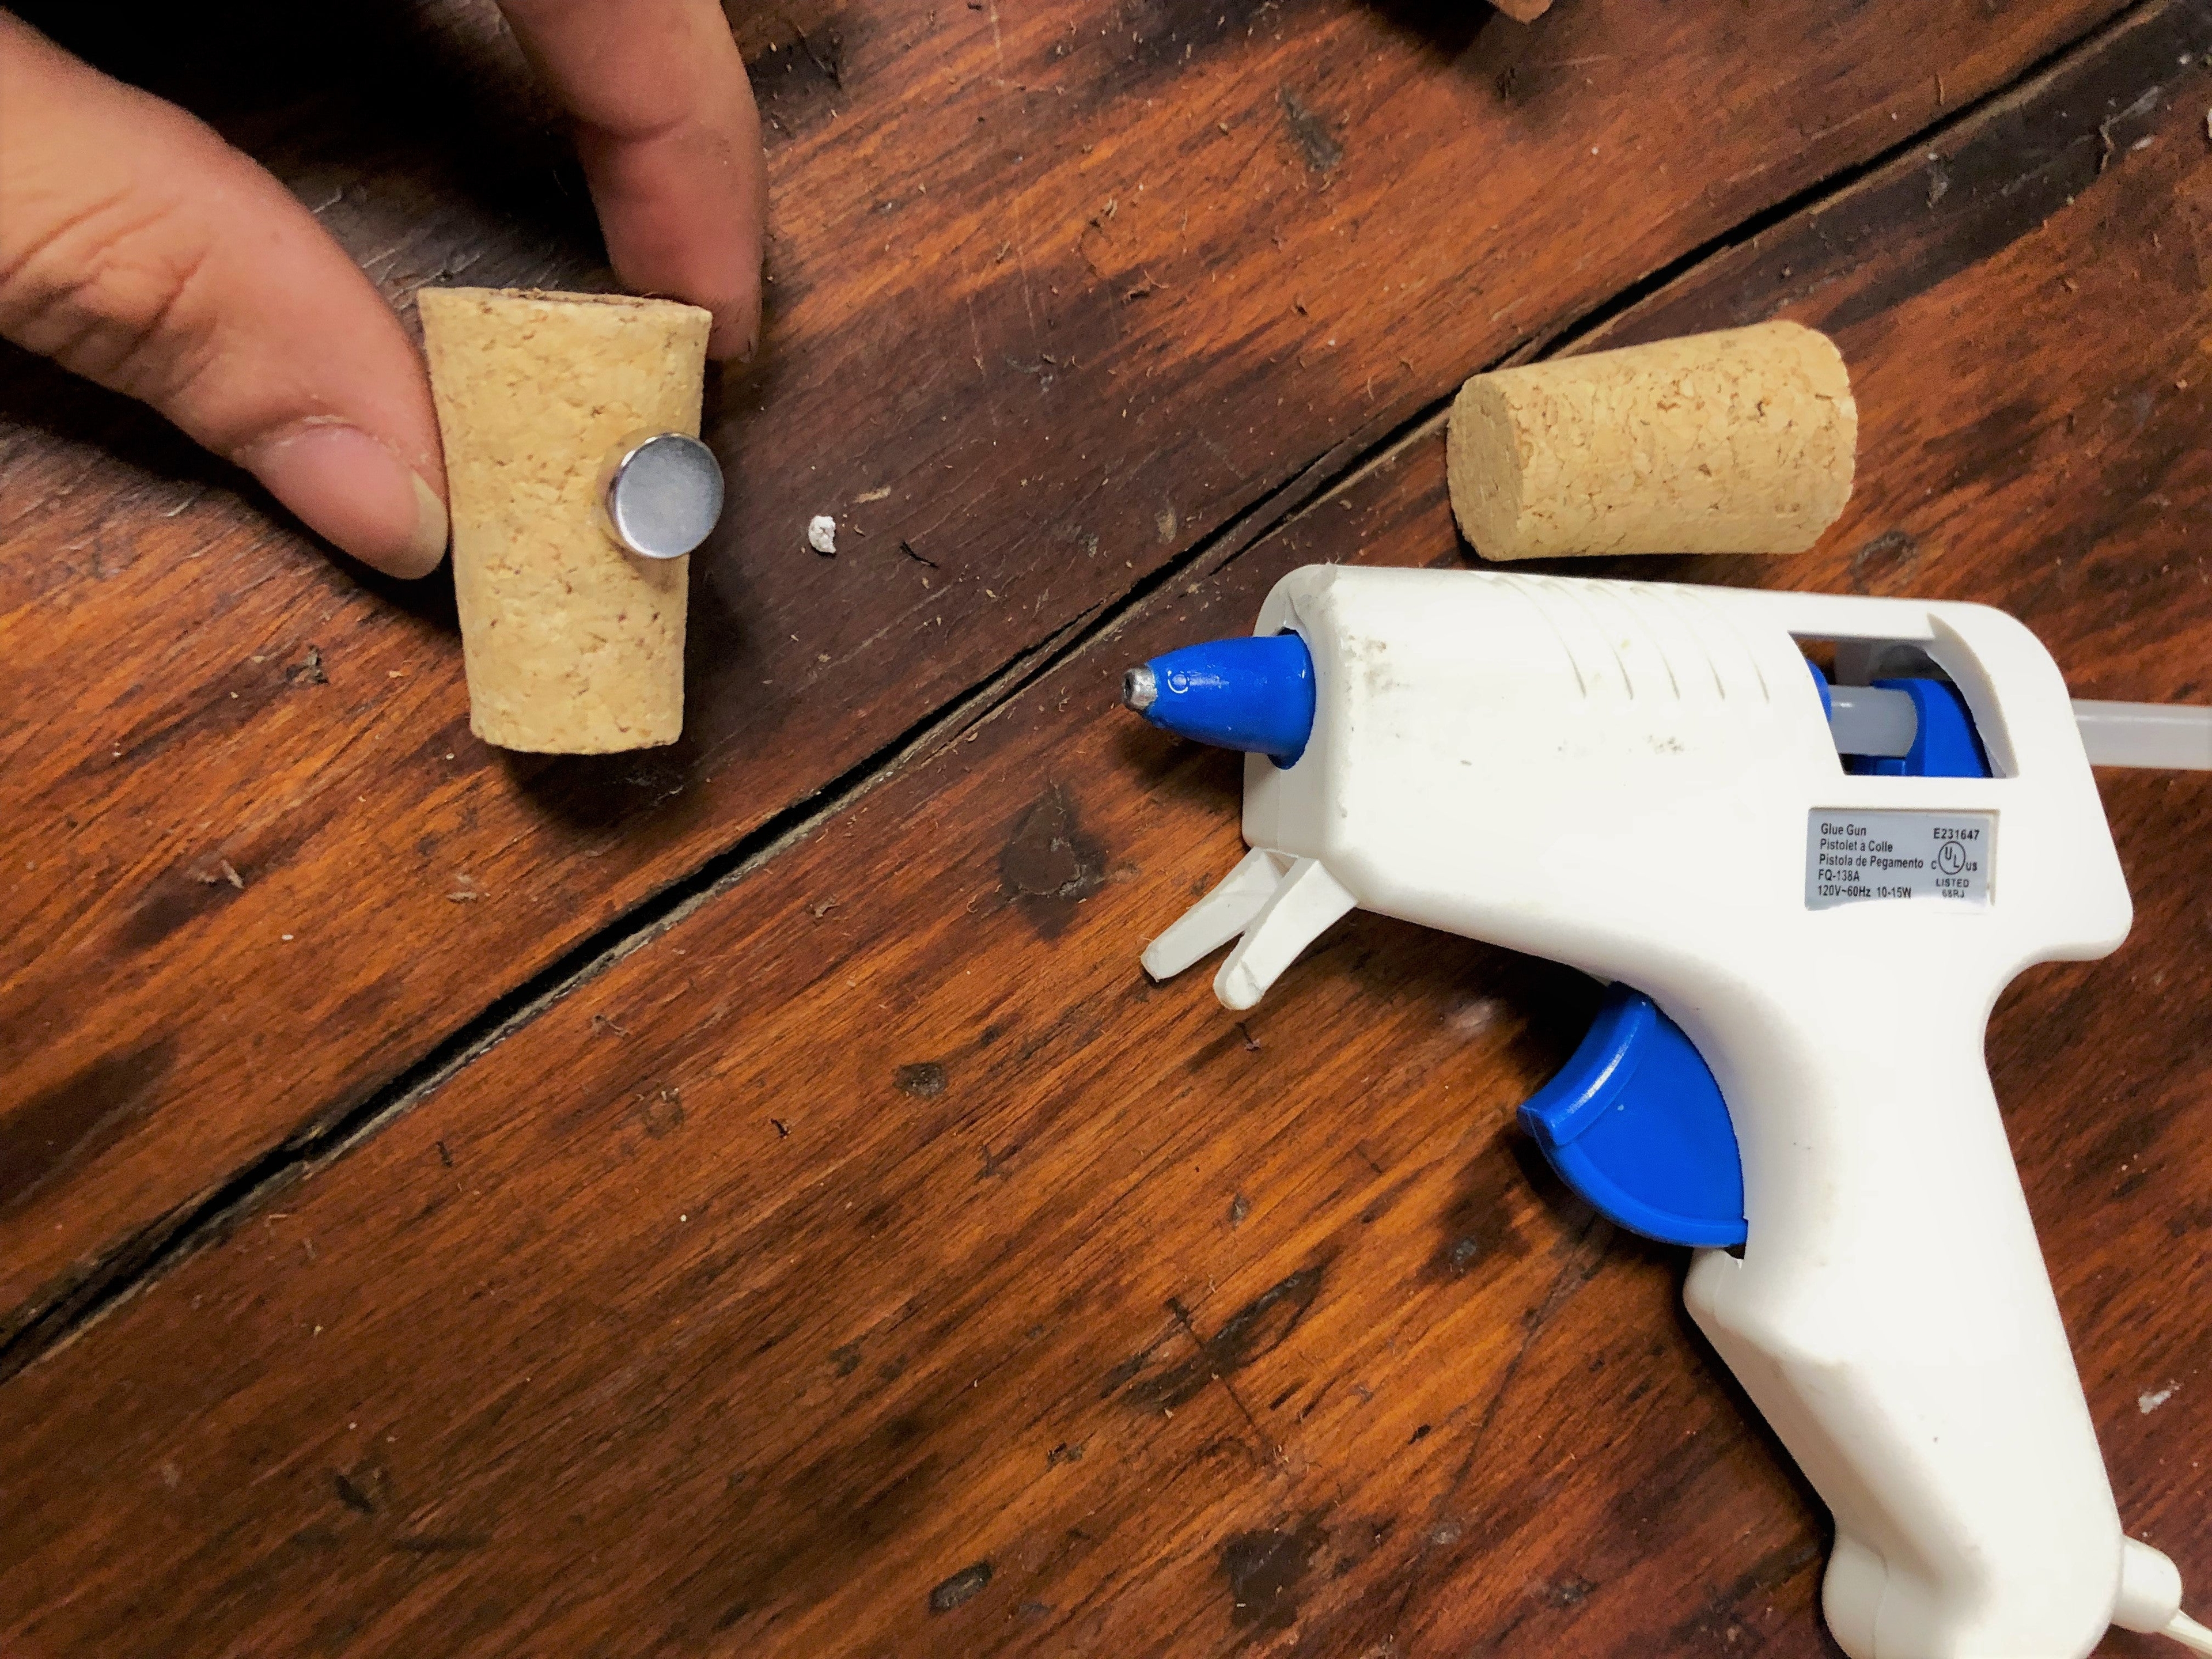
[1122,665,1158,714]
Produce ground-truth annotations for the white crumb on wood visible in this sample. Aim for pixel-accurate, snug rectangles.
[807,514,838,554]
[2139,1384,2178,1415]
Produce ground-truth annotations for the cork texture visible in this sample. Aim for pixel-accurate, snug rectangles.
[419,287,713,753]
[1446,320,1857,561]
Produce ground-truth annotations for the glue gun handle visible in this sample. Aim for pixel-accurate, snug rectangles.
[1681,1010,2120,1659]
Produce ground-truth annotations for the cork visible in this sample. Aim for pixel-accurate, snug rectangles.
[419,287,713,753]
[1446,320,1857,562]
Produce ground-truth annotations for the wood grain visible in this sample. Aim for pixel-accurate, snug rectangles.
[3,14,2204,1654]
[0,0,2135,1349]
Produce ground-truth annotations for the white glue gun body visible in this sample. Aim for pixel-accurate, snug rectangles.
[1134,565,2203,1658]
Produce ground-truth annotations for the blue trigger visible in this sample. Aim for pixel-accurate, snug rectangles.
[1518,986,1748,1249]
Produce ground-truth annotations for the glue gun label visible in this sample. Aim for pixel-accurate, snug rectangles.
[1804,809,1995,910]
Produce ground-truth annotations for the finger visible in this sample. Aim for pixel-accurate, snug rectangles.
[0,16,447,577]
[498,0,766,360]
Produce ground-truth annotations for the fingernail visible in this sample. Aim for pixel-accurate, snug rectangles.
[705,310,759,364]
[238,419,448,579]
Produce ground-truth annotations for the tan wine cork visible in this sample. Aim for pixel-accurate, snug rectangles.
[419,287,712,753]
[1446,320,1857,562]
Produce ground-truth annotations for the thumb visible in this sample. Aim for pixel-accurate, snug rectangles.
[0,15,448,578]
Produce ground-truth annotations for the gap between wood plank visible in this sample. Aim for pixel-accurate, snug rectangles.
[0,0,2156,1388]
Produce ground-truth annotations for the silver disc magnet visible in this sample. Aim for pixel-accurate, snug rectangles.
[599,431,724,559]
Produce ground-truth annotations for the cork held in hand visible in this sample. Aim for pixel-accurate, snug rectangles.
[1446,320,1857,562]
[419,287,719,754]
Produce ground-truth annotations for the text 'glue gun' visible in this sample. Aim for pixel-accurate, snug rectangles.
[1125,565,2212,1659]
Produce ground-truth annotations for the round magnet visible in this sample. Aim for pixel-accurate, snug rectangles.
[599,431,724,560]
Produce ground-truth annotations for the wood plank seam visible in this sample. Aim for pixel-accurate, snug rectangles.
[0,0,2165,1389]
[0,461,1298,1378]
[0,595,1089,1380]
[1476,0,2169,376]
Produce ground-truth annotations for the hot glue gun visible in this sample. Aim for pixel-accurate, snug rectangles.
[1124,565,2212,1659]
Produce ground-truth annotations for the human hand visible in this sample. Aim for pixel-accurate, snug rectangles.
[0,1,764,578]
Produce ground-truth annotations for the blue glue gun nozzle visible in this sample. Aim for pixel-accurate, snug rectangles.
[1122,634,1317,764]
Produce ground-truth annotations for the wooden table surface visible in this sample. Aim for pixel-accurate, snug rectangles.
[3,1,2207,1654]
